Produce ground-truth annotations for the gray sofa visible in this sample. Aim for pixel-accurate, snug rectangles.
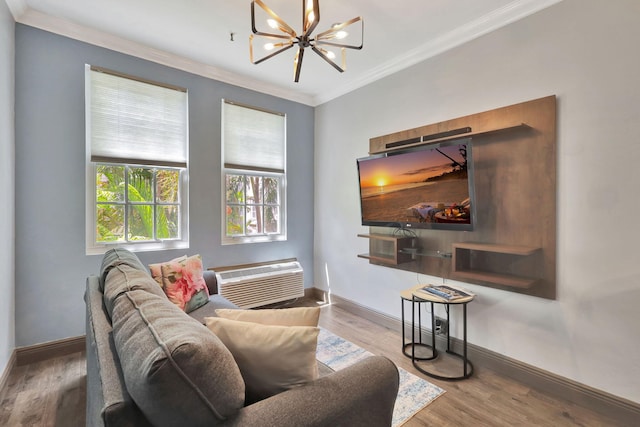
[85,248,400,426]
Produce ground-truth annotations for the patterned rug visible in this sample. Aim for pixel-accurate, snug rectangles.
[316,328,445,426]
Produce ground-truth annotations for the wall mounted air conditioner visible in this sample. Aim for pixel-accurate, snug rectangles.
[214,261,304,309]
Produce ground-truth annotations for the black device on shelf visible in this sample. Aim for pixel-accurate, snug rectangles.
[356,137,476,231]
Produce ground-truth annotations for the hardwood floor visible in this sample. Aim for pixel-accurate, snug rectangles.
[0,297,625,426]
[318,302,623,426]
[0,350,85,427]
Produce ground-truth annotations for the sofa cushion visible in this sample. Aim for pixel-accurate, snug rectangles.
[188,294,239,324]
[102,264,167,319]
[215,307,320,327]
[112,289,245,427]
[160,254,209,313]
[204,316,319,404]
[100,248,149,292]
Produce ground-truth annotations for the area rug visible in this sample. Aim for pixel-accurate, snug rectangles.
[316,328,445,426]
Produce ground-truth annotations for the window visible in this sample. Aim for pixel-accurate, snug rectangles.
[95,165,182,241]
[222,100,286,244]
[86,65,189,254]
[225,173,282,236]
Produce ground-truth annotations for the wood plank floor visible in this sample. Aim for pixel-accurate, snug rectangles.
[317,302,624,427]
[0,350,85,427]
[0,297,625,426]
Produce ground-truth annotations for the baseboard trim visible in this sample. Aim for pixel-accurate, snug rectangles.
[320,289,640,426]
[15,335,86,366]
[0,350,16,397]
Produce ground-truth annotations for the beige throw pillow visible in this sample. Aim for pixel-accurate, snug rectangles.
[215,306,321,327]
[204,316,320,403]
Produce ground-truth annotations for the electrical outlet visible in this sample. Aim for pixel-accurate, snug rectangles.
[435,317,447,335]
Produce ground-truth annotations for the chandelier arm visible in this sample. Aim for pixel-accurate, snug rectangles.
[314,16,362,39]
[302,0,320,38]
[252,0,297,37]
[250,42,295,65]
[302,20,320,38]
[252,32,295,40]
[315,40,363,50]
[315,17,363,49]
[311,46,345,73]
[294,47,305,82]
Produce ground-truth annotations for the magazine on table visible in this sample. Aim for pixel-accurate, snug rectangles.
[418,284,474,301]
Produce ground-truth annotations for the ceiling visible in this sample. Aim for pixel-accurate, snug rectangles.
[5,0,562,106]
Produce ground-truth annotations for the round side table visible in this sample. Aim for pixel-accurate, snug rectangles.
[405,284,475,381]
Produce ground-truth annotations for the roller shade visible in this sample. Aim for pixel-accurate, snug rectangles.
[87,65,188,168]
[223,100,285,173]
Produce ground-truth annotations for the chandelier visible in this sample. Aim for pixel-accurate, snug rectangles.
[250,0,363,82]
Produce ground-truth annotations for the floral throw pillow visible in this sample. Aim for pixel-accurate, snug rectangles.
[160,254,210,313]
[149,255,186,287]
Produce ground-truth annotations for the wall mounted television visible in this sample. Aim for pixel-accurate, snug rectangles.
[356,138,476,231]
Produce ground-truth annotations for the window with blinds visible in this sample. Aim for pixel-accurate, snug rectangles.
[222,100,287,244]
[85,65,189,254]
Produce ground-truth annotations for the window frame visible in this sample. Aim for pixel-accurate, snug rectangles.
[221,100,287,245]
[221,168,287,245]
[85,65,190,255]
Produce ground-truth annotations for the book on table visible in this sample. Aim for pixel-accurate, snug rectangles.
[418,284,474,301]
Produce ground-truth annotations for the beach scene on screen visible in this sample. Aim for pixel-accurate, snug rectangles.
[358,143,471,225]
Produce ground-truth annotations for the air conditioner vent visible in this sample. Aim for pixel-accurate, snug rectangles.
[215,261,304,309]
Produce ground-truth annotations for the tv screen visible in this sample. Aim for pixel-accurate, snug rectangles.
[357,138,476,231]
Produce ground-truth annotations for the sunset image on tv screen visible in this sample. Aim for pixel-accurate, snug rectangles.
[358,142,471,226]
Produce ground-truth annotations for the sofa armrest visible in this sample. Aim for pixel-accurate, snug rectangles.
[221,355,399,427]
[85,276,152,427]
[203,270,218,295]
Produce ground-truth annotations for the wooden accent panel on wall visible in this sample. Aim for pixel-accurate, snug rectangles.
[365,95,557,299]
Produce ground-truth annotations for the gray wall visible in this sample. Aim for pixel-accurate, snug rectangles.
[0,0,15,376]
[14,24,314,347]
[314,0,640,403]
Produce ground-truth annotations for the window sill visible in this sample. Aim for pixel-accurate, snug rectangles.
[86,240,189,256]
[221,234,287,246]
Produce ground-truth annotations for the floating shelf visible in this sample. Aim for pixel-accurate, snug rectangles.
[452,270,537,289]
[358,234,415,266]
[453,242,539,256]
[452,243,541,289]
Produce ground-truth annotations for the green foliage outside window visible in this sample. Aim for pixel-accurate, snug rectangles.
[96,164,181,243]
[225,173,280,237]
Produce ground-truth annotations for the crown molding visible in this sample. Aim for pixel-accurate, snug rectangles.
[15,8,316,106]
[4,0,28,19]
[312,0,565,105]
